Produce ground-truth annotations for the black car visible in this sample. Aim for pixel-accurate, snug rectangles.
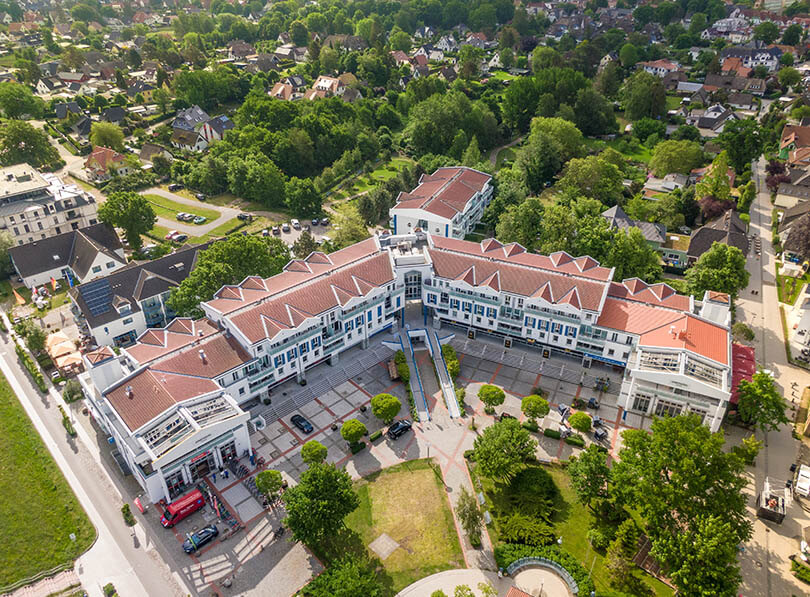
[291,414,314,434]
[168,183,184,191]
[183,525,218,554]
[196,193,206,201]
[387,419,412,439]
[237,213,251,221]
[311,218,319,226]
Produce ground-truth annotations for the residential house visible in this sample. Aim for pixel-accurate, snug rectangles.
[0,165,100,246]
[390,167,494,238]
[414,26,436,39]
[9,223,125,289]
[268,82,295,100]
[200,115,234,143]
[721,56,753,77]
[601,205,666,248]
[36,78,64,95]
[639,59,681,77]
[391,50,411,68]
[687,210,749,265]
[170,129,208,153]
[780,124,810,167]
[720,42,782,72]
[101,106,127,125]
[171,105,210,131]
[55,102,81,120]
[436,35,458,52]
[126,81,155,100]
[304,75,345,99]
[84,147,131,181]
[728,93,756,110]
[687,103,741,133]
[703,74,766,96]
[139,143,172,164]
[413,64,431,78]
[778,200,810,242]
[439,66,458,83]
[73,116,92,139]
[228,39,255,60]
[643,173,688,198]
[70,241,215,347]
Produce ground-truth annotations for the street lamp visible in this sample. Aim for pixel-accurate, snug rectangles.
[425,440,431,459]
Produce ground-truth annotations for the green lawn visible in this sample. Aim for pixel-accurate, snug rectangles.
[495,147,516,169]
[489,70,518,81]
[147,217,244,246]
[0,369,95,587]
[584,137,653,164]
[141,194,221,222]
[665,95,682,111]
[340,459,464,594]
[8,279,71,316]
[777,272,809,305]
[328,157,414,202]
[471,462,673,596]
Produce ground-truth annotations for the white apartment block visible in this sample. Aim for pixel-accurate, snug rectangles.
[390,167,493,239]
[79,233,734,502]
[0,164,99,245]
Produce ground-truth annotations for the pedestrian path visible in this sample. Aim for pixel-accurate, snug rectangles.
[428,331,461,418]
[7,570,80,597]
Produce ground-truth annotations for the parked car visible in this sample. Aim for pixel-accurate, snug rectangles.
[193,216,206,225]
[387,419,412,439]
[168,183,184,191]
[196,193,206,201]
[311,218,319,226]
[271,226,280,235]
[182,525,218,554]
[281,223,291,233]
[175,213,186,221]
[320,218,330,226]
[165,230,179,240]
[237,213,251,221]
[261,229,269,237]
[291,219,301,230]
[302,224,311,232]
[291,414,313,434]
[593,428,608,442]
[183,213,195,222]
[173,234,188,242]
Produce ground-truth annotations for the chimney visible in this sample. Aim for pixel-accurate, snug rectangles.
[199,349,207,364]
[126,385,133,399]
[198,329,204,337]
[669,325,676,337]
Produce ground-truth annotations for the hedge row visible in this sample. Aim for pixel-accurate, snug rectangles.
[15,344,47,392]
[493,544,596,595]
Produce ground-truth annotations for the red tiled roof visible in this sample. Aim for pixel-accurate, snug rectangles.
[431,236,615,282]
[393,167,491,220]
[597,298,684,335]
[639,314,729,365]
[429,247,608,311]
[124,318,219,364]
[106,369,219,430]
[84,146,125,171]
[85,346,115,365]
[506,588,533,597]
[607,279,691,310]
[150,333,251,378]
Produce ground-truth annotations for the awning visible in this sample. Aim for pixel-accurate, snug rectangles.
[730,343,756,405]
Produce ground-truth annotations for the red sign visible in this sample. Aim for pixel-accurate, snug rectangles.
[133,497,144,513]
[190,450,210,464]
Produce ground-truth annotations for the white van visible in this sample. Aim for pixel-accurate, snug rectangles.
[291,219,301,230]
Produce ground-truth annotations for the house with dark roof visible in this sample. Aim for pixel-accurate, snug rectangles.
[390,167,494,238]
[170,128,208,152]
[200,115,234,143]
[70,242,214,347]
[9,223,125,288]
[73,115,92,138]
[687,210,750,264]
[139,143,172,164]
[55,101,81,120]
[171,105,210,131]
[601,205,666,247]
[101,106,127,125]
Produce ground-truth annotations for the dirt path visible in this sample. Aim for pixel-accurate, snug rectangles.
[488,136,523,166]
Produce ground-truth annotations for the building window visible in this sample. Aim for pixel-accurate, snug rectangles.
[539,320,549,331]
[123,317,133,324]
[450,299,460,309]
[92,266,102,273]
[607,349,615,356]
[300,342,309,355]
[632,394,651,412]
[565,326,577,338]
[486,307,497,318]
[311,336,321,349]
[107,261,116,269]
[475,305,484,315]
[239,387,245,395]
[274,355,285,368]
[654,399,683,418]
[287,348,297,360]
[427,293,437,304]
[552,323,563,334]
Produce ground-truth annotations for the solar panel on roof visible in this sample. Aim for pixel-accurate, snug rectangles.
[79,278,112,316]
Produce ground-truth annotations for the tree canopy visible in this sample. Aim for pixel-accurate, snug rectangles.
[473,419,537,482]
[686,243,749,300]
[0,121,60,168]
[90,122,125,152]
[736,371,789,433]
[97,192,156,253]
[168,235,290,317]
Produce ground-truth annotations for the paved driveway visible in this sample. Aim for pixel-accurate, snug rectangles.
[141,188,242,235]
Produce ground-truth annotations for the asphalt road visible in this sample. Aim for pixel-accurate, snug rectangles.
[0,327,187,597]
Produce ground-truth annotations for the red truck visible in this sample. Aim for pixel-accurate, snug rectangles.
[160,489,205,528]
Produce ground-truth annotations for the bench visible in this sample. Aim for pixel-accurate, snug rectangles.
[387,359,399,380]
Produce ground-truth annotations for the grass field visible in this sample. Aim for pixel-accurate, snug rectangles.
[342,459,463,593]
[148,216,245,246]
[584,137,653,164]
[0,370,95,587]
[142,194,221,222]
[472,462,672,596]
[495,147,516,169]
[665,95,682,111]
[328,157,414,202]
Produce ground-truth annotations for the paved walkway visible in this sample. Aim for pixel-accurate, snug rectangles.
[396,567,572,597]
[488,137,523,166]
[7,570,80,597]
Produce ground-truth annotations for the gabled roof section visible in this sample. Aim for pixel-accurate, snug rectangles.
[392,167,492,220]
[124,318,219,365]
[480,271,500,291]
[607,279,690,310]
[457,266,476,286]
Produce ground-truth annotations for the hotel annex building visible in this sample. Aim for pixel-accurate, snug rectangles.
[80,232,734,503]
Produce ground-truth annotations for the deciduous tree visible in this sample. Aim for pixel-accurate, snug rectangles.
[90,122,125,152]
[332,202,369,249]
[292,230,319,259]
[736,371,789,433]
[167,235,289,317]
[686,243,749,300]
[521,395,550,424]
[255,470,283,498]
[473,419,537,482]
[97,192,156,253]
[301,440,328,466]
[620,71,666,121]
[478,384,506,414]
[0,82,43,119]
[456,486,483,546]
[371,393,401,424]
[567,444,611,509]
[718,120,762,173]
[283,463,360,548]
[568,411,592,432]
[285,177,321,218]
[650,140,704,176]
[340,419,367,445]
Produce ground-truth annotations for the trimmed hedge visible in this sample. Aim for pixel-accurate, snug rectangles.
[793,560,810,585]
[350,442,366,454]
[543,428,561,439]
[442,344,460,380]
[564,433,586,447]
[369,430,382,442]
[15,344,47,392]
[394,350,410,382]
[522,419,539,432]
[494,543,596,595]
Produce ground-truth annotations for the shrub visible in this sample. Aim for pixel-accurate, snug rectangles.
[103,584,118,597]
[369,430,382,441]
[732,322,755,342]
[59,405,77,437]
[543,428,561,439]
[442,344,460,380]
[530,386,548,398]
[350,442,366,454]
[793,560,810,585]
[463,449,476,461]
[341,418,367,444]
[499,512,555,546]
[456,385,466,410]
[15,344,47,392]
[522,419,539,432]
[394,350,410,382]
[565,434,585,447]
[586,527,614,551]
[494,544,596,596]
[63,378,84,403]
[121,504,136,526]
[568,412,592,432]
